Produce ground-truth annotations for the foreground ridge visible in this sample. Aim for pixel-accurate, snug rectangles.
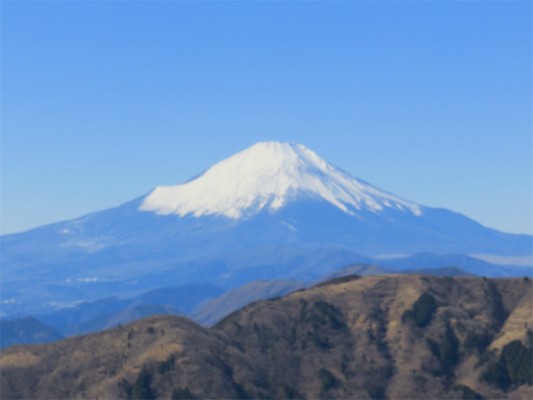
[1,275,532,399]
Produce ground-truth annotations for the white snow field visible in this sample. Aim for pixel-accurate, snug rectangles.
[139,141,422,219]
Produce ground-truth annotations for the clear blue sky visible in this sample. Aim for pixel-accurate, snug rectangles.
[2,1,531,235]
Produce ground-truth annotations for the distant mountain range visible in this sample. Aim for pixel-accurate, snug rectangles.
[2,275,531,399]
[32,284,223,337]
[1,142,531,317]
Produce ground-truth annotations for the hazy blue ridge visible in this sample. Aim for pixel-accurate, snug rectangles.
[377,253,533,277]
[0,317,64,349]
[32,284,224,336]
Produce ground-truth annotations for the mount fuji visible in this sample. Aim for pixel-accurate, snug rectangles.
[1,142,531,315]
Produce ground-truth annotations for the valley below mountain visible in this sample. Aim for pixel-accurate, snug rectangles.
[1,274,532,399]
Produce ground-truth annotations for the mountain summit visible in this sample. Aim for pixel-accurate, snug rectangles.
[140,142,421,219]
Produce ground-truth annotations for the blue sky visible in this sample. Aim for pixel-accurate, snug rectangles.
[2,1,531,235]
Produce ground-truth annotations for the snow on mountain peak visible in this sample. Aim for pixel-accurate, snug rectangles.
[139,141,422,219]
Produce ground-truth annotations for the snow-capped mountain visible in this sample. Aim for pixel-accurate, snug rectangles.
[1,141,531,315]
[139,142,421,219]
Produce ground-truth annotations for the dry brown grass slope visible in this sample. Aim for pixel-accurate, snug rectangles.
[1,275,532,400]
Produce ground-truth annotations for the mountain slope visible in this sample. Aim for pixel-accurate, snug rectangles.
[69,304,180,335]
[189,279,304,326]
[1,275,531,399]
